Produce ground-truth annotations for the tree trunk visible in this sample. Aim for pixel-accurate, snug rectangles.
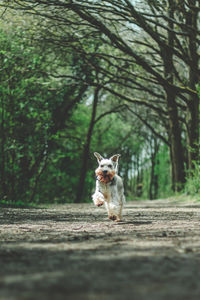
[149,138,159,200]
[162,0,185,191]
[0,98,7,198]
[166,91,185,190]
[75,87,100,203]
[186,0,199,169]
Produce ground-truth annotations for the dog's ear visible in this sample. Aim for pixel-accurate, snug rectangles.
[110,154,121,163]
[94,152,104,163]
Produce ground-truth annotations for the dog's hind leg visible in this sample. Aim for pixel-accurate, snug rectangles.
[105,202,122,222]
[104,202,115,220]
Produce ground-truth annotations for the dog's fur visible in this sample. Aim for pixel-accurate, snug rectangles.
[92,152,125,222]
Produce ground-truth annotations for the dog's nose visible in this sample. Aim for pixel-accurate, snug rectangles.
[103,170,107,174]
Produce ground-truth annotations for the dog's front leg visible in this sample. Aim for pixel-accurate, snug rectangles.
[92,181,105,207]
[92,192,105,207]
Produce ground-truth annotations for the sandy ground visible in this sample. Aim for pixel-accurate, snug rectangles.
[1,198,200,300]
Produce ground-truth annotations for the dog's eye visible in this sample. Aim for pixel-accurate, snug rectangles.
[108,165,112,168]
[100,165,104,168]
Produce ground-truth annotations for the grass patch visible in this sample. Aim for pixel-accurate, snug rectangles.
[0,199,41,208]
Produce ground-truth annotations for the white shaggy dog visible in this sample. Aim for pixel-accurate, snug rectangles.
[92,152,125,222]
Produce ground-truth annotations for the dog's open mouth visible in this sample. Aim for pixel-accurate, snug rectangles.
[95,170,115,183]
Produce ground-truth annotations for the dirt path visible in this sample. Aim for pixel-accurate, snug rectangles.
[1,199,200,300]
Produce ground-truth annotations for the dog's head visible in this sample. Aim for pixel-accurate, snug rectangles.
[94,152,120,183]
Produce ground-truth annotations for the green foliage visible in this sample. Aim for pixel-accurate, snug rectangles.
[184,161,200,196]
[0,29,50,202]
[34,103,92,203]
[134,144,172,200]
[0,28,85,203]
[155,145,172,198]
[0,24,177,205]
[0,199,36,208]
[2,4,198,205]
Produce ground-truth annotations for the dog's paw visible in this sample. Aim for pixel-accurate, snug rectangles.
[108,215,117,221]
[92,192,105,207]
[95,199,104,207]
[108,215,122,222]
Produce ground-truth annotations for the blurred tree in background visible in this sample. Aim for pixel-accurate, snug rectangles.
[0,0,199,204]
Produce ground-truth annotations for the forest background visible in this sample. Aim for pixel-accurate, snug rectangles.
[0,0,199,206]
